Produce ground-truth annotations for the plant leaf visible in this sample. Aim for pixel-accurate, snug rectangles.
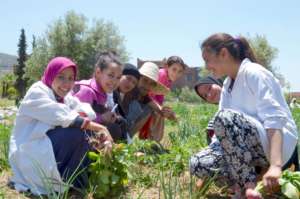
[281,181,299,199]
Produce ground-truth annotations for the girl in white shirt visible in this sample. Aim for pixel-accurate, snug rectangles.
[9,57,113,195]
[190,33,298,198]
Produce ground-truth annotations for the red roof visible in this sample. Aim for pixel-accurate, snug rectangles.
[289,92,300,98]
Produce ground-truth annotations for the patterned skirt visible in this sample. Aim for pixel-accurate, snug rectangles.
[190,109,269,187]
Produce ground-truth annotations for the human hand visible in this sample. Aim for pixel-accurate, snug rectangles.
[95,128,113,143]
[245,182,263,199]
[245,189,263,199]
[161,106,177,120]
[262,165,281,192]
[101,111,117,124]
[89,129,114,153]
[102,140,113,156]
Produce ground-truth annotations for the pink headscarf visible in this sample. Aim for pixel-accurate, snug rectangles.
[41,57,77,88]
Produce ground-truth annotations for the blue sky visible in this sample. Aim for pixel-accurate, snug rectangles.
[1,0,300,91]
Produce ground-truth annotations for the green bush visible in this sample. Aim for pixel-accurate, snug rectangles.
[88,144,129,198]
[7,87,17,100]
[0,124,11,171]
[166,87,202,104]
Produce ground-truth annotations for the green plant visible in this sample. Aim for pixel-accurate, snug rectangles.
[0,190,4,199]
[165,87,202,104]
[159,170,182,199]
[7,87,17,99]
[88,144,128,198]
[0,124,11,171]
[255,170,300,198]
[0,98,15,108]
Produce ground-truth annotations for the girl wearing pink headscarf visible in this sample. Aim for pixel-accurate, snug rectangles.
[9,57,112,195]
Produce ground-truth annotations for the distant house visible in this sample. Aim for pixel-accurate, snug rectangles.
[289,92,300,99]
[137,58,201,90]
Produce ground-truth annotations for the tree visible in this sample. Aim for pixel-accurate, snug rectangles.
[25,11,129,83]
[14,28,27,102]
[1,73,16,98]
[247,34,288,87]
[32,35,37,50]
[248,34,278,74]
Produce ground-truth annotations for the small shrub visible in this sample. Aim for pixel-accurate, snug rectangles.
[166,87,202,103]
[0,124,11,171]
[7,87,17,100]
[88,144,129,198]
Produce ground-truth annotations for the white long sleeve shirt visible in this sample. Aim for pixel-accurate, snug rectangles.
[219,59,298,165]
[9,81,95,195]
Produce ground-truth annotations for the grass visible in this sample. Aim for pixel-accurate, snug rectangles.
[0,101,299,198]
[0,98,14,108]
[0,125,11,172]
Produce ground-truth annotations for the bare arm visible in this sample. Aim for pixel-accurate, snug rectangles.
[267,129,283,167]
[263,129,283,189]
[148,100,163,115]
[148,100,177,120]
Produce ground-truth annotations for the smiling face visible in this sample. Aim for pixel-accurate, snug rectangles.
[196,83,222,104]
[138,76,157,96]
[51,67,75,97]
[119,75,139,94]
[167,63,185,82]
[202,48,228,79]
[95,63,122,93]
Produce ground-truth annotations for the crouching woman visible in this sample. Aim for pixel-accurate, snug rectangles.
[9,57,113,195]
[190,33,298,198]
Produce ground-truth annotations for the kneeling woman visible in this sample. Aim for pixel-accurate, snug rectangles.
[9,57,113,195]
[190,33,298,198]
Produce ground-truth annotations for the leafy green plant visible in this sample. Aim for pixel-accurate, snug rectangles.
[255,170,300,199]
[159,170,182,199]
[88,144,128,198]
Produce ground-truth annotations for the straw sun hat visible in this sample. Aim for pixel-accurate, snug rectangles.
[139,62,170,95]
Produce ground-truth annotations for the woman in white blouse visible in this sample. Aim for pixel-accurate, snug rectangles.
[190,33,298,198]
[9,57,113,195]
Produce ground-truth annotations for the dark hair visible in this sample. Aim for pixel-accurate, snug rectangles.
[166,56,187,69]
[95,51,122,71]
[201,33,257,63]
[194,76,223,100]
[123,63,140,80]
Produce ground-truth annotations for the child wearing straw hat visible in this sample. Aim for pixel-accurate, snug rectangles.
[121,62,172,140]
[141,56,186,141]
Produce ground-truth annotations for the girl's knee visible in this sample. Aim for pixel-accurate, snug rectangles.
[215,109,241,123]
[70,128,87,143]
[189,159,210,179]
[189,155,198,174]
[189,154,209,177]
[214,109,243,137]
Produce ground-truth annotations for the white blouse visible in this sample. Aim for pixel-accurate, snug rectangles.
[9,81,95,195]
[219,59,298,165]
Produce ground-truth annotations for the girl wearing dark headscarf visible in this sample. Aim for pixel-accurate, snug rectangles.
[194,76,223,104]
